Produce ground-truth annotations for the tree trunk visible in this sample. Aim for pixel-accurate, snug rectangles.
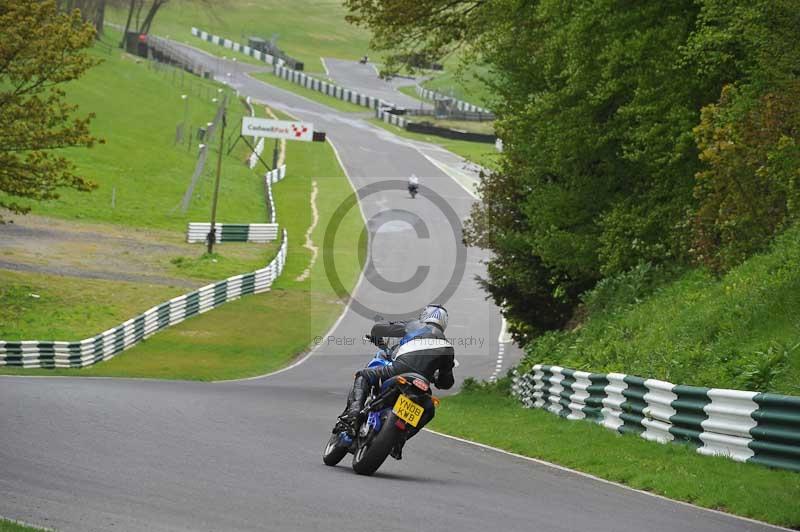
[135,0,144,31]
[94,0,105,35]
[120,0,135,48]
[138,0,166,35]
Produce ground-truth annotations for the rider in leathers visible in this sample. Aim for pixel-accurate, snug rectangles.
[339,305,455,458]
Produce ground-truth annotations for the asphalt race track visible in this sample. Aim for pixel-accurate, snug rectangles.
[322,57,430,111]
[0,49,783,532]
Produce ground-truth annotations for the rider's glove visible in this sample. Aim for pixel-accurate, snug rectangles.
[369,335,386,348]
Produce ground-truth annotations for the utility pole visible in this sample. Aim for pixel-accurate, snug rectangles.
[207,104,227,254]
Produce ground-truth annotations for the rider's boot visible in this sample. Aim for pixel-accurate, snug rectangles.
[337,374,369,436]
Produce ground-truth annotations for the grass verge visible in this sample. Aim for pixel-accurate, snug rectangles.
[0,127,365,380]
[0,518,48,532]
[0,269,185,341]
[0,29,265,232]
[369,118,500,169]
[250,71,367,113]
[422,61,494,109]
[431,383,800,528]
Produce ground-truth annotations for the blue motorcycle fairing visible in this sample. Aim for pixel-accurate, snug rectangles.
[367,410,383,434]
[366,350,391,369]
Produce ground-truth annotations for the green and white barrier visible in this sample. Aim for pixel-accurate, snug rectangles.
[512,364,800,472]
[273,64,388,111]
[0,231,288,369]
[186,162,285,242]
[186,223,279,243]
[265,164,286,185]
[375,107,407,128]
[191,27,284,67]
[190,27,395,112]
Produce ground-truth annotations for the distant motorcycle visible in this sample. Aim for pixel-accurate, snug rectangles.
[359,55,368,64]
[322,336,438,476]
[408,176,419,199]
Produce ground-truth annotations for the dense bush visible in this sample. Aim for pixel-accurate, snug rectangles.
[691,83,800,272]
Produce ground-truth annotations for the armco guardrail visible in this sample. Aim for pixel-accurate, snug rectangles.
[512,364,800,472]
[0,231,288,369]
[186,223,279,243]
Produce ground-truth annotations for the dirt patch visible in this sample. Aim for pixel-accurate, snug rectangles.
[1,214,208,287]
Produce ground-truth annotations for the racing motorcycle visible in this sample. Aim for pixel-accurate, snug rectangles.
[408,176,419,199]
[322,336,439,476]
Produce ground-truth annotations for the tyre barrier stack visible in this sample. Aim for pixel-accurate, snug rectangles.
[512,364,800,472]
[0,232,288,369]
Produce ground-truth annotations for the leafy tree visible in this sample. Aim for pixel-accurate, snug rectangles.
[687,0,800,272]
[0,0,101,219]
[347,0,800,342]
[344,0,490,75]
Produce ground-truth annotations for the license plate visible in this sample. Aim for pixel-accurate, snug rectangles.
[393,394,424,427]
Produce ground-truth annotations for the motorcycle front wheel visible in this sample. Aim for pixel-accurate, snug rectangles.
[323,432,349,466]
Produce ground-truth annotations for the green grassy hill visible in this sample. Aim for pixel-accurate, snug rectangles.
[421,61,494,109]
[107,0,372,74]
[518,224,800,395]
[0,30,262,231]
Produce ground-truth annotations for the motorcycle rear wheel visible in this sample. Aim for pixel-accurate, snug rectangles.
[351,413,401,476]
[323,433,349,466]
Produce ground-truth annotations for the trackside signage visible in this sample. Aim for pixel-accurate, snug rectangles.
[241,117,314,141]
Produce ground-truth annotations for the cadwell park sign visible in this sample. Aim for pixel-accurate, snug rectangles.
[242,116,314,141]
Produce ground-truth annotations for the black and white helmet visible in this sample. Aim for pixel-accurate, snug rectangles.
[420,304,448,331]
